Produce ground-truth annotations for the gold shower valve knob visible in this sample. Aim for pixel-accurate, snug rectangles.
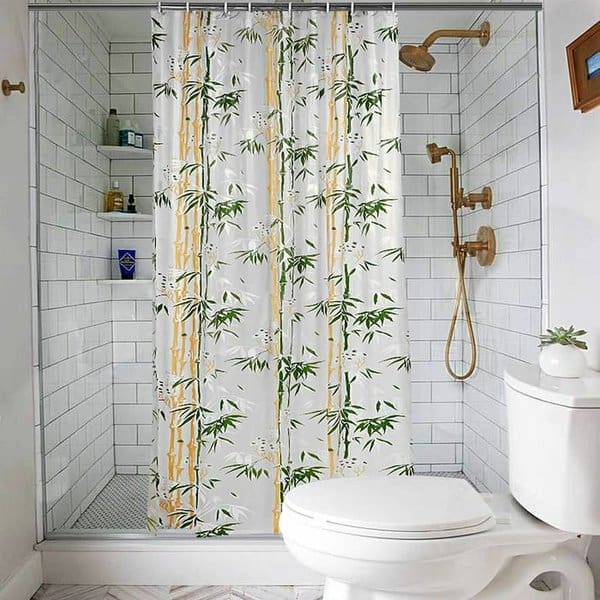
[2,79,25,96]
[464,226,496,267]
[461,186,493,210]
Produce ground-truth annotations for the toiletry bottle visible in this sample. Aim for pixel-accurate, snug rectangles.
[119,119,136,147]
[133,121,143,149]
[104,108,120,146]
[105,180,125,212]
[118,249,136,280]
[126,193,137,214]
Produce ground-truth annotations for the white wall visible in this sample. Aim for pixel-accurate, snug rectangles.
[542,0,600,593]
[544,0,600,357]
[0,0,41,598]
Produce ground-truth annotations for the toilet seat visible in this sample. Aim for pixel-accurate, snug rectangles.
[284,476,495,539]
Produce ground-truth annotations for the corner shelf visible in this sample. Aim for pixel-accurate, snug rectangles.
[97,145,153,160]
[97,212,153,222]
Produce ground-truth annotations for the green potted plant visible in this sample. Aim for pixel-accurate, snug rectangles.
[539,326,588,378]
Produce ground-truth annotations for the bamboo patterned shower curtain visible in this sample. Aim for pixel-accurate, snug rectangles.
[150,8,412,535]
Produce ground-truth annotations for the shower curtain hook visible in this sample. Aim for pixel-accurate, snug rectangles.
[326,1,329,12]
[391,1,395,12]
[288,2,292,18]
[185,1,190,12]
[223,0,228,13]
[350,1,354,16]
[157,1,163,13]
[248,0,252,12]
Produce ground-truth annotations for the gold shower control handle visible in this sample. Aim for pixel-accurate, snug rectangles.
[459,186,492,210]
[463,226,496,266]
[2,79,25,96]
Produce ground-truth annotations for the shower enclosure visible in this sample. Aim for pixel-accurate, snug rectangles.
[30,1,544,538]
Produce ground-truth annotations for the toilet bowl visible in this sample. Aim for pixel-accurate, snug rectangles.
[280,365,600,599]
[281,477,591,600]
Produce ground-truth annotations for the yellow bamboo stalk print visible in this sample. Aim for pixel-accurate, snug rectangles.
[265,12,283,534]
[166,10,194,526]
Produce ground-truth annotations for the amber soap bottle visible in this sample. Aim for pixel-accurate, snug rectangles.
[105,180,124,212]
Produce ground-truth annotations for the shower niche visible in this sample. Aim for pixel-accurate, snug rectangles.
[32,4,543,536]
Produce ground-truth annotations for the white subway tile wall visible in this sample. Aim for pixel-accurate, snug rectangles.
[109,41,154,216]
[401,44,464,471]
[111,279,154,474]
[108,42,155,472]
[458,11,541,492]
[36,11,115,531]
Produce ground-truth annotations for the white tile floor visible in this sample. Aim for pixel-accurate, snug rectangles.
[32,586,323,600]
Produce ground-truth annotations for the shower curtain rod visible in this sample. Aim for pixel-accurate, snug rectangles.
[29,1,542,11]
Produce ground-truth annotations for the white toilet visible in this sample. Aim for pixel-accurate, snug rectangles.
[280,365,600,599]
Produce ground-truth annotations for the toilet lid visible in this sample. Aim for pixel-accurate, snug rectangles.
[283,476,495,539]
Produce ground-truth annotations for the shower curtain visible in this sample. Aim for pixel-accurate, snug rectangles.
[150,8,411,536]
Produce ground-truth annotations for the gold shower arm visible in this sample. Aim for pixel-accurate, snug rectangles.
[421,22,491,49]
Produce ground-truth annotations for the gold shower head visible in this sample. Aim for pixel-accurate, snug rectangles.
[399,44,435,72]
[426,142,452,164]
[399,22,491,72]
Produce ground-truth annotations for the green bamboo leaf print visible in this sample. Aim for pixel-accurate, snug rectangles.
[150,8,412,537]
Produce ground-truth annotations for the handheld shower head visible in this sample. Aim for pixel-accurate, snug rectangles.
[426,143,451,164]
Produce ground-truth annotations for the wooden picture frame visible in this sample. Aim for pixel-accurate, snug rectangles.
[566,20,600,113]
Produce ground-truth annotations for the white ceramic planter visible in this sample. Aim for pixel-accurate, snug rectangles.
[539,344,587,378]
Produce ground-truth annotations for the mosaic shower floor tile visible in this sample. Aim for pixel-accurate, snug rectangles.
[73,475,148,530]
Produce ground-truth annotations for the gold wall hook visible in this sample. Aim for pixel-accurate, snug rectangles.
[2,79,25,96]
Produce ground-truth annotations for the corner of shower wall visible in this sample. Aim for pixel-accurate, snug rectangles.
[32,8,116,534]
[400,40,464,475]
[457,9,542,492]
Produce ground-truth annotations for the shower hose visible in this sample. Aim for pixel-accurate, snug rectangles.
[445,246,477,380]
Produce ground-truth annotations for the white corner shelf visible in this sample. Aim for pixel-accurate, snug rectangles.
[97,145,153,160]
[99,279,152,285]
[97,212,153,222]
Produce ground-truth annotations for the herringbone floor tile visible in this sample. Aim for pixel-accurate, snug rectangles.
[31,586,322,600]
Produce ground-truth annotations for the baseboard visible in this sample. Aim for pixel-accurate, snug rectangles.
[38,539,323,586]
[0,552,42,600]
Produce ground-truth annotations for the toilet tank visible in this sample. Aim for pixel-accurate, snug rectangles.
[505,365,600,534]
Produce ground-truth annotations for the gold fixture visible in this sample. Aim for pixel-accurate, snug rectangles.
[426,143,494,220]
[460,187,493,210]
[426,142,495,380]
[399,22,491,72]
[2,79,25,96]
[466,226,496,267]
